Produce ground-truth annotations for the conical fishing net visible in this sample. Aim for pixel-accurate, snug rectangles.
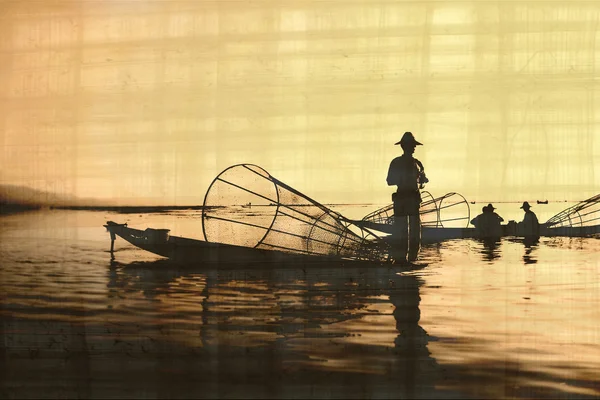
[545,194,600,229]
[360,191,470,230]
[433,192,471,228]
[419,191,442,227]
[201,164,388,261]
[360,191,436,227]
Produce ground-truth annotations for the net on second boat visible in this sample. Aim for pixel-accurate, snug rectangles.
[201,164,388,261]
[359,191,471,231]
[544,194,600,229]
[360,191,437,227]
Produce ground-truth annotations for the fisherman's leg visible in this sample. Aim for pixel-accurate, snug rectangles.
[394,215,409,263]
[408,213,421,262]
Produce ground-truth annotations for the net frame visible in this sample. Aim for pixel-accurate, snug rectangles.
[360,191,436,227]
[435,192,470,228]
[544,194,600,228]
[361,191,471,228]
[201,164,389,261]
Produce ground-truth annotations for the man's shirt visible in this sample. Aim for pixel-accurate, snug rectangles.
[387,155,422,192]
[522,210,540,235]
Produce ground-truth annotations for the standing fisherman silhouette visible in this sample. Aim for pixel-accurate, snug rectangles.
[386,132,428,264]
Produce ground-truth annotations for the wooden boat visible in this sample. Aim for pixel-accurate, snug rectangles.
[105,217,600,268]
[359,193,600,242]
[356,220,600,242]
[104,221,388,268]
[104,165,600,266]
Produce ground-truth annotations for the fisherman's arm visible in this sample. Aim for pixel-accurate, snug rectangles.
[414,159,429,187]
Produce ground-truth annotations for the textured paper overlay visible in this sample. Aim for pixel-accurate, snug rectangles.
[2,3,600,399]
[1,1,598,212]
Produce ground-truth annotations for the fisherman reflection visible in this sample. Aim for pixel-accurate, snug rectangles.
[479,238,502,262]
[522,235,539,264]
[387,132,429,265]
[389,273,437,397]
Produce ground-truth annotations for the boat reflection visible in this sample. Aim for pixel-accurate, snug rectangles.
[106,260,439,397]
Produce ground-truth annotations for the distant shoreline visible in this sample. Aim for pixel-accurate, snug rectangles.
[49,205,206,214]
[49,204,377,213]
[0,200,574,216]
[0,204,206,215]
[1,203,381,215]
[0,204,42,215]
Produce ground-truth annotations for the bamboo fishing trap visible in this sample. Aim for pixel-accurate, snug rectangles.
[544,194,600,229]
[201,164,389,262]
[360,191,471,229]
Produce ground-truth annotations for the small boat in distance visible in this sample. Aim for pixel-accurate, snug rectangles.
[537,200,549,204]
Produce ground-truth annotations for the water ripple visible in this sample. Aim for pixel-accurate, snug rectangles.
[1,209,599,398]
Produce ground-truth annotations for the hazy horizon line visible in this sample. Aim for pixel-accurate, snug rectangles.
[3,200,584,208]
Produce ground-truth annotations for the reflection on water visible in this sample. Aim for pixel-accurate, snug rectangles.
[104,261,442,398]
[1,210,600,398]
[477,238,503,262]
[390,275,438,399]
[522,237,540,265]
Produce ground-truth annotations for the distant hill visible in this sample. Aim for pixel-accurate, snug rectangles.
[0,184,72,213]
[0,184,205,214]
[0,184,77,205]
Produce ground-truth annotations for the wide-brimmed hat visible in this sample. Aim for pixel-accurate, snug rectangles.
[395,131,423,146]
[520,201,531,210]
[486,203,496,211]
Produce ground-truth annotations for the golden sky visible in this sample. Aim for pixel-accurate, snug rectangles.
[1,1,599,206]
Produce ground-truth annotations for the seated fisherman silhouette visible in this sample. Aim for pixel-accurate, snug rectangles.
[470,203,504,238]
[470,206,487,227]
[517,201,540,237]
[386,131,428,264]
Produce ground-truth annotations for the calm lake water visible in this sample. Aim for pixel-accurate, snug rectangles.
[1,207,599,399]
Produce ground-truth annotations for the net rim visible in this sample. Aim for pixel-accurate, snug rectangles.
[201,163,281,246]
[437,192,470,228]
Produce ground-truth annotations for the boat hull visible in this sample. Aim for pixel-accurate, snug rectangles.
[105,220,600,267]
[104,222,386,268]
